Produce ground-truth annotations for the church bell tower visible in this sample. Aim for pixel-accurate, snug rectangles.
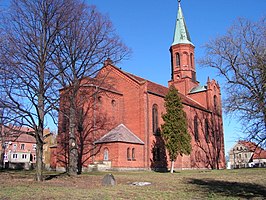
[169,1,199,95]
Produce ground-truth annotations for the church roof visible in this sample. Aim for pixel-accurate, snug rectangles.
[125,71,208,112]
[172,2,193,46]
[95,65,208,112]
[94,124,144,145]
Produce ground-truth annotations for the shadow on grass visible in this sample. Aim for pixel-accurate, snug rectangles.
[44,172,68,180]
[188,178,266,199]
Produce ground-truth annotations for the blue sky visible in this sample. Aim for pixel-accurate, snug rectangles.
[1,0,265,155]
[89,0,266,154]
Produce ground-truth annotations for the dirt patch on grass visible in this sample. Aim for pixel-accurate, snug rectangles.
[45,174,102,189]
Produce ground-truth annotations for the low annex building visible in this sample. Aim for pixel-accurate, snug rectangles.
[55,2,225,171]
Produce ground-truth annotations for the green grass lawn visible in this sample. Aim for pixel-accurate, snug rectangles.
[0,168,265,200]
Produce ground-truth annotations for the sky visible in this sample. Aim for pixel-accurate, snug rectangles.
[88,0,266,155]
[1,0,265,155]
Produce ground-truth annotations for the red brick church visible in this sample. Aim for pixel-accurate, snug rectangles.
[54,2,225,171]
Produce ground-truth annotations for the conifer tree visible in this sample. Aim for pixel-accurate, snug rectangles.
[161,85,192,173]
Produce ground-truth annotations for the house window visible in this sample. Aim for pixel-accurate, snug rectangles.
[13,144,17,150]
[194,116,199,141]
[12,154,18,159]
[205,119,209,143]
[22,154,27,159]
[4,142,8,148]
[152,104,159,135]
[245,153,247,159]
[176,53,180,67]
[33,144,36,151]
[103,148,109,161]
[132,148,135,160]
[127,147,131,161]
[20,144,25,150]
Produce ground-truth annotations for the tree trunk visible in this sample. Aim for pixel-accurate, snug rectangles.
[77,150,82,174]
[0,151,4,169]
[0,125,4,169]
[35,138,43,181]
[77,132,83,174]
[170,160,175,173]
[36,71,45,181]
[68,105,78,176]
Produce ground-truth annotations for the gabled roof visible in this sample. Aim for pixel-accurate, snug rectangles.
[95,124,144,145]
[0,125,50,143]
[238,141,258,151]
[253,151,266,159]
[238,141,266,159]
[172,2,193,46]
[15,134,35,143]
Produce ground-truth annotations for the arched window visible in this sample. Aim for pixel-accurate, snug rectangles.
[103,148,109,161]
[62,108,69,133]
[176,53,180,67]
[183,52,189,66]
[194,116,199,141]
[77,108,84,132]
[190,53,193,67]
[152,104,159,135]
[132,148,135,160]
[127,147,131,161]
[214,95,218,112]
[205,119,209,143]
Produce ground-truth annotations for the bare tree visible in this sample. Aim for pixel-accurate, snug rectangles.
[0,0,75,181]
[54,4,130,175]
[199,17,266,147]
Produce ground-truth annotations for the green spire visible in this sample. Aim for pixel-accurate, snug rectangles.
[172,1,193,46]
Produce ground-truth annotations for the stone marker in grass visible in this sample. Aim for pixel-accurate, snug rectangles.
[102,174,116,186]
